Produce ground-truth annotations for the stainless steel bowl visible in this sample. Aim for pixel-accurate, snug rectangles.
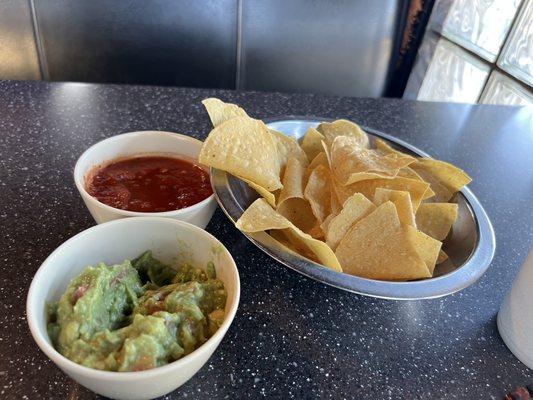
[210,117,496,299]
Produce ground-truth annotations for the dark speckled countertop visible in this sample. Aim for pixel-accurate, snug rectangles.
[1,80,532,399]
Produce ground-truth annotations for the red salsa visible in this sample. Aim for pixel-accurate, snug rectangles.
[87,156,212,212]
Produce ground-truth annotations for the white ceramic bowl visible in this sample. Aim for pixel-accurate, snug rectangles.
[27,217,240,400]
[74,131,217,228]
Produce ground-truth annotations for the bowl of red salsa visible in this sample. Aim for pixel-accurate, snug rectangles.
[74,131,217,228]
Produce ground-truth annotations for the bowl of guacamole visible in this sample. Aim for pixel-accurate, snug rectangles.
[27,217,240,400]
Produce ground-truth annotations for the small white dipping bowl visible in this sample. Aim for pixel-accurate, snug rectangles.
[27,217,240,400]
[74,131,217,228]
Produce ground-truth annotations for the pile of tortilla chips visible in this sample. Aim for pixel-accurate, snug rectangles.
[199,98,472,281]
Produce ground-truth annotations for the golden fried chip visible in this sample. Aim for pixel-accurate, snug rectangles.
[269,229,316,261]
[373,188,416,227]
[437,249,449,264]
[199,116,282,191]
[321,140,332,167]
[307,152,329,172]
[410,164,452,202]
[240,177,276,207]
[398,167,436,200]
[277,157,317,230]
[317,119,369,148]
[236,199,341,271]
[202,98,248,127]
[375,138,415,160]
[374,141,439,201]
[270,129,308,172]
[406,226,442,275]
[415,203,458,241]
[333,177,430,211]
[331,136,414,185]
[397,166,423,180]
[307,221,325,240]
[304,164,332,222]
[411,159,471,202]
[330,186,342,215]
[277,198,316,232]
[325,193,376,250]
[269,229,292,248]
[335,204,432,280]
[320,212,337,233]
[278,158,306,204]
[300,127,325,161]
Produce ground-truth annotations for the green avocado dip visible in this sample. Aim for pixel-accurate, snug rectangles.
[47,251,227,372]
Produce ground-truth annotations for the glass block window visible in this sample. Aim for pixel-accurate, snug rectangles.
[418,39,490,102]
[405,0,533,106]
[498,0,533,86]
[480,71,533,105]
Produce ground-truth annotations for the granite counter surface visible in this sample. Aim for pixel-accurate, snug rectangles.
[1,80,532,399]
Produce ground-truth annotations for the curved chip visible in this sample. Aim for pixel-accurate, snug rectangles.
[270,129,308,172]
[240,177,277,207]
[331,136,414,185]
[277,157,317,231]
[202,98,248,127]
[325,193,376,250]
[278,157,307,205]
[304,165,333,223]
[411,159,471,202]
[317,119,370,148]
[300,127,325,161]
[236,199,341,272]
[199,117,282,191]
[332,177,430,211]
[375,138,415,161]
[373,188,416,227]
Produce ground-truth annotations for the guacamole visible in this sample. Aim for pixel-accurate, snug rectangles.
[47,251,227,372]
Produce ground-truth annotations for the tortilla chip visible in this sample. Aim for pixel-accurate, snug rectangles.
[307,152,329,172]
[374,142,440,201]
[304,164,332,223]
[270,129,308,172]
[268,229,316,261]
[437,249,449,264]
[375,138,415,160]
[335,204,431,280]
[331,136,414,185]
[320,212,337,233]
[202,98,248,127]
[300,127,325,161]
[240,177,277,207]
[268,229,295,251]
[398,166,423,181]
[199,116,282,191]
[330,186,342,215]
[373,188,416,227]
[325,193,376,250]
[406,226,442,275]
[333,177,430,211]
[278,158,306,204]
[236,198,341,271]
[397,167,436,200]
[317,119,369,148]
[277,157,317,230]
[277,198,316,232]
[415,203,458,241]
[307,222,325,240]
[412,158,471,202]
